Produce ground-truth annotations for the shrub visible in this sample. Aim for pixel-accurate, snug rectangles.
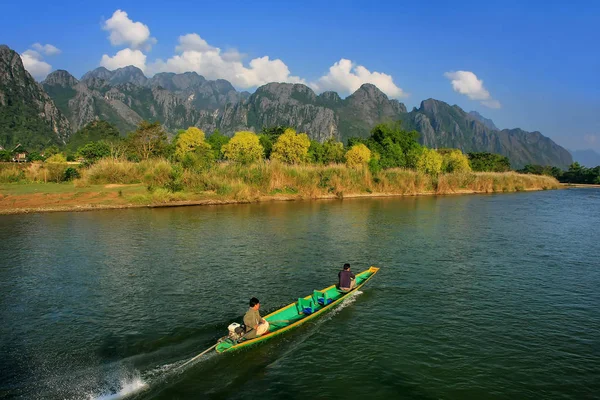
[63,167,80,181]
[181,143,215,172]
[223,131,264,164]
[45,154,67,163]
[271,128,311,164]
[345,144,371,168]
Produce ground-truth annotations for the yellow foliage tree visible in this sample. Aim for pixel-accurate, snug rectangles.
[271,128,311,164]
[345,144,371,169]
[416,148,443,175]
[175,127,208,160]
[222,131,264,164]
[441,149,472,173]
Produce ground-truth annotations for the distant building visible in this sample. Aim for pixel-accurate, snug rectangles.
[13,150,28,162]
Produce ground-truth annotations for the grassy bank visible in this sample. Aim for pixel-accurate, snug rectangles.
[0,160,560,214]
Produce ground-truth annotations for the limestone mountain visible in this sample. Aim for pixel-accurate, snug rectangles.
[0,45,70,149]
[468,111,498,130]
[0,43,573,168]
[401,99,572,168]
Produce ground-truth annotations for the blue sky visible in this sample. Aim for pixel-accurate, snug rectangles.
[1,0,599,151]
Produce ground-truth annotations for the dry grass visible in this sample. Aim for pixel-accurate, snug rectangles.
[0,162,68,183]
[2,160,561,208]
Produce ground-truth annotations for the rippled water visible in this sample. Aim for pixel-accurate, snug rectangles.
[1,189,599,399]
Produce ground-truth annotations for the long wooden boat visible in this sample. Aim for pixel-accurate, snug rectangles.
[215,266,379,353]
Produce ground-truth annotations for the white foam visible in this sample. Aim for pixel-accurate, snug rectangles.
[89,374,147,400]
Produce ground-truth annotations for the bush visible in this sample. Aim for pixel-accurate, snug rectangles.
[322,139,345,164]
[345,144,371,169]
[271,128,311,164]
[45,154,67,163]
[63,167,80,181]
[206,130,230,160]
[223,131,264,164]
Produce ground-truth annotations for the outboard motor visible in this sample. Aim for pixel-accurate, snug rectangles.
[227,322,246,341]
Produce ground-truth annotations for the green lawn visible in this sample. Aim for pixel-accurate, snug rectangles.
[0,182,146,196]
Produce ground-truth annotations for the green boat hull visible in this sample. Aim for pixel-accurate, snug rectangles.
[215,266,379,353]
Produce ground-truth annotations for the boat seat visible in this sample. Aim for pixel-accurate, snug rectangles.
[297,297,315,315]
[314,290,333,306]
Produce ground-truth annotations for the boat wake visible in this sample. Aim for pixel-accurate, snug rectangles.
[87,371,147,400]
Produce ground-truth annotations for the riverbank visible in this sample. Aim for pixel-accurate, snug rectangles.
[0,162,560,214]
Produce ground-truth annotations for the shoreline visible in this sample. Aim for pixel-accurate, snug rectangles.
[0,186,557,215]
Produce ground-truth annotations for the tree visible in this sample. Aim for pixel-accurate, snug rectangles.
[345,144,371,168]
[127,121,168,160]
[181,143,215,172]
[440,149,471,173]
[175,127,207,160]
[468,152,511,172]
[271,128,311,164]
[308,140,324,163]
[206,129,230,160]
[0,150,11,162]
[222,131,264,164]
[78,141,111,163]
[322,139,345,164]
[416,148,443,175]
[259,125,289,159]
[364,122,422,169]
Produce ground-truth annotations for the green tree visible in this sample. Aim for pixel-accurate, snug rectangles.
[222,131,264,164]
[307,140,324,163]
[181,143,215,172]
[175,127,207,160]
[416,148,443,175]
[27,151,45,162]
[127,121,168,160]
[0,150,11,162]
[468,152,511,172]
[322,139,345,164]
[78,141,111,163]
[364,122,422,169]
[345,144,371,168]
[271,128,311,164]
[206,129,230,160]
[259,126,290,159]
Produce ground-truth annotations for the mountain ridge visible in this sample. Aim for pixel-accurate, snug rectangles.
[0,44,573,168]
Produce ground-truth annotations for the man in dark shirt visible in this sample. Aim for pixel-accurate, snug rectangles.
[338,263,356,291]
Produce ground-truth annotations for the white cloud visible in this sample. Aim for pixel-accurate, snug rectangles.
[32,43,61,56]
[310,59,405,98]
[444,70,501,108]
[100,48,147,71]
[103,9,156,50]
[20,50,52,80]
[148,33,304,88]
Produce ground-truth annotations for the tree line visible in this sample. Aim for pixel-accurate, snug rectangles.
[1,119,516,176]
[518,162,600,184]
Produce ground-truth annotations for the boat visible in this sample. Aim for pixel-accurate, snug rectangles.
[215,266,379,353]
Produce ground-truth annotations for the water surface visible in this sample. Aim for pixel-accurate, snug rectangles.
[1,189,599,399]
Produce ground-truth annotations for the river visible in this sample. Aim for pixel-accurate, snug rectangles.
[1,189,599,399]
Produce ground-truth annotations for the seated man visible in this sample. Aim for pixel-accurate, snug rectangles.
[243,297,270,339]
[338,263,356,292]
